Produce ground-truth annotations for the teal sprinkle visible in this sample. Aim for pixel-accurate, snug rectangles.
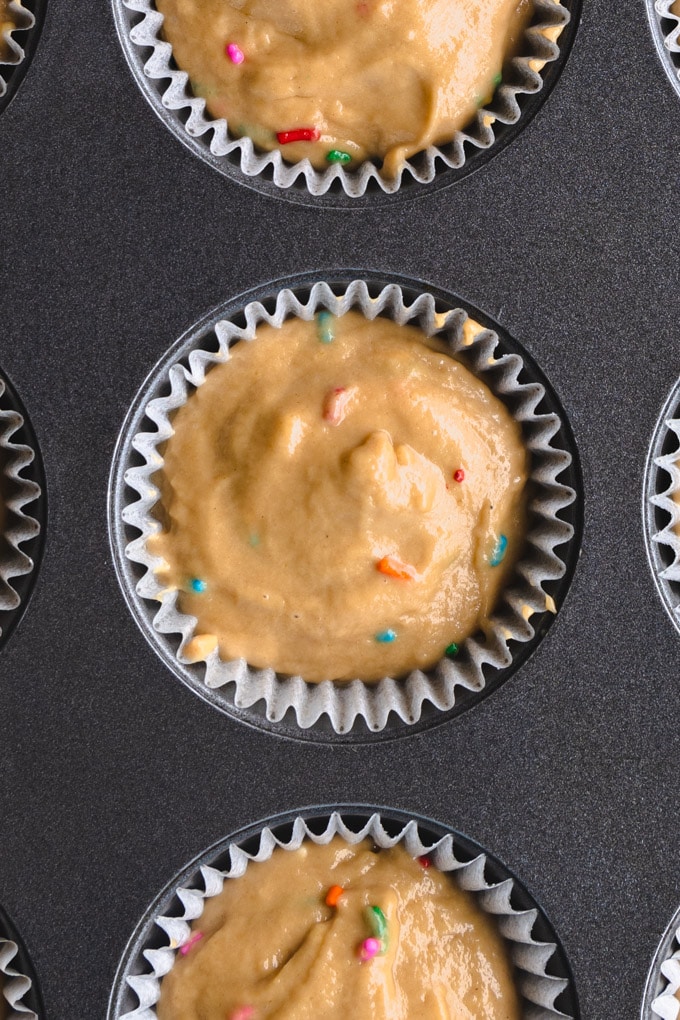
[445,642,459,657]
[490,534,508,567]
[375,628,397,644]
[493,71,503,87]
[326,149,351,165]
[317,311,335,344]
[249,534,260,547]
[190,578,207,593]
[366,906,388,950]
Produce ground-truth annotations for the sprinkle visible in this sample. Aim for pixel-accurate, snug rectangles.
[445,642,459,657]
[490,534,508,567]
[326,149,351,164]
[276,127,320,144]
[376,556,417,581]
[179,931,203,956]
[230,1009,255,1020]
[493,71,503,86]
[453,468,465,483]
[418,855,432,869]
[325,884,344,907]
[317,311,335,344]
[365,905,388,949]
[358,937,381,962]
[190,578,207,593]
[323,386,356,425]
[226,42,245,64]
[375,629,396,643]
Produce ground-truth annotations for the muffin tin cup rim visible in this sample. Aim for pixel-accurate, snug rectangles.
[108,804,580,1020]
[643,374,680,639]
[0,902,45,1020]
[111,0,577,207]
[109,272,581,741]
[642,901,680,1018]
[0,370,45,654]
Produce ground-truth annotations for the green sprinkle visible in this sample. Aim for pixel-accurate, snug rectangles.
[248,534,260,547]
[326,149,351,165]
[365,906,388,949]
[375,629,396,644]
[490,534,508,567]
[493,71,503,87]
[445,642,459,657]
[190,578,207,593]
[317,311,335,344]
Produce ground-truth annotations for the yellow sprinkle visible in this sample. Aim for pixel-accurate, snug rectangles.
[545,595,557,614]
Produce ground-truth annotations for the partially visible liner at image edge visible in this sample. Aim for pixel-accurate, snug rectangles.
[0,1,35,98]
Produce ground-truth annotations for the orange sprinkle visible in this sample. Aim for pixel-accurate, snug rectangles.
[325,884,344,907]
[377,556,417,581]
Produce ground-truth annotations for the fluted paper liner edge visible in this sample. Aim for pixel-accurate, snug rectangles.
[0,2,36,99]
[655,0,680,81]
[116,811,573,1019]
[0,939,37,1019]
[121,280,575,732]
[118,0,569,196]
[0,376,40,634]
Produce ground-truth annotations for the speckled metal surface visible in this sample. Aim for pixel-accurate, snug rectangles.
[2,0,680,1018]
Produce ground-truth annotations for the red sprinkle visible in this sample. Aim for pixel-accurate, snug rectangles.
[276,127,320,145]
[418,855,432,869]
[323,386,355,425]
[453,469,465,483]
[325,884,344,907]
[377,556,417,581]
[179,931,203,956]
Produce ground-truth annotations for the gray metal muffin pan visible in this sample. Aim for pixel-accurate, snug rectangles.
[3,0,680,1017]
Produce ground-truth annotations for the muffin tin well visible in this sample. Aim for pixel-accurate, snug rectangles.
[111,0,580,205]
[108,807,580,1020]
[0,0,45,114]
[109,273,582,741]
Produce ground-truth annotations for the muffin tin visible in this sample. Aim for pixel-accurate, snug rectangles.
[3,0,680,1017]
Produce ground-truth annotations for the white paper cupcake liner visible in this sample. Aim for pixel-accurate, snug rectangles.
[114,0,570,198]
[114,278,579,735]
[644,378,680,636]
[0,375,41,639]
[0,939,37,1019]
[0,1,35,99]
[110,809,577,1020]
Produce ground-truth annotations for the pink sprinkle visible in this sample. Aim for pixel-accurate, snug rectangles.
[358,936,381,962]
[179,931,203,956]
[322,386,356,425]
[230,1009,255,1020]
[226,42,245,64]
[418,855,432,869]
[453,469,465,483]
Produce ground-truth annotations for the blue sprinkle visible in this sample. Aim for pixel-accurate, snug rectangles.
[375,629,397,644]
[317,311,334,344]
[490,534,508,567]
[190,578,207,593]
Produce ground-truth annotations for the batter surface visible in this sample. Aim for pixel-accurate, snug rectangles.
[157,838,522,1020]
[149,311,528,683]
[155,0,533,175]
